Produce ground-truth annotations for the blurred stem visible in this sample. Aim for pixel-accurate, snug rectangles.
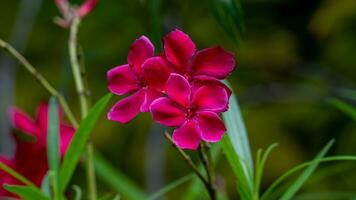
[68,15,97,200]
[0,38,78,128]
[164,132,214,199]
[199,143,217,200]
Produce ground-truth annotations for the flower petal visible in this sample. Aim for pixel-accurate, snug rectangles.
[150,97,186,126]
[108,90,145,123]
[140,88,163,112]
[142,56,171,91]
[128,36,154,75]
[163,29,196,71]
[166,73,191,107]
[59,124,75,156]
[191,47,235,79]
[77,0,97,17]
[107,64,139,95]
[172,120,201,150]
[196,111,226,142]
[192,85,228,112]
[10,107,39,136]
[193,75,232,98]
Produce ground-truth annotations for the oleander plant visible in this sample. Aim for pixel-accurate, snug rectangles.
[1,0,356,200]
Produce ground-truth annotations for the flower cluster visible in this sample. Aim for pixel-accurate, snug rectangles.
[107,29,235,150]
[0,103,74,196]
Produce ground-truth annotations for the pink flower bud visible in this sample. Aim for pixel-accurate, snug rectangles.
[77,0,98,17]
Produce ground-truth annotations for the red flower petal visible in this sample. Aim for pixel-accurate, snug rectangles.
[140,88,163,112]
[59,124,75,155]
[10,107,39,137]
[196,111,226,142]
[192,85,228,112]
[108,90,145,123]
[163,29,196,72]
[128,36,154,75]
[172,120,201,150]
[166,73,191,107]
[193,75,232,98]
[107,64,139,95]
[142,56,171,91]
[191,47,235,79]
[77,0,97,17]
[150,97,186,126]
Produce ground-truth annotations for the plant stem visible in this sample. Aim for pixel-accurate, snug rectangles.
[68,15,97,200]
[164,132,214,198]
[0,38,78,128]
[199,143,217,200]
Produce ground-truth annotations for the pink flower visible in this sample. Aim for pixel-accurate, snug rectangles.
[150,73,228,150]
[163,29,235,89]
[77,0,98,17]
[0,102,75,197]
[107,36,171,123]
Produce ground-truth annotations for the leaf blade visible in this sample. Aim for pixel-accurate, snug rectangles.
[3,185,50,200]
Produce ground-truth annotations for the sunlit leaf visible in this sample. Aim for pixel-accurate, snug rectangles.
[59,93,112,193]
[3,184,50,200]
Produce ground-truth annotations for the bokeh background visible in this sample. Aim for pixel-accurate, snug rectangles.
[1,0,356,199]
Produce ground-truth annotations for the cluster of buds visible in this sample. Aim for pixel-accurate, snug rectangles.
[54,0,97,27]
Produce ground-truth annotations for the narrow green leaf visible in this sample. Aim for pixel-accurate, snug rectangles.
[41,173,51,197]
[0,162,35,187]
[328,98,356,120]
[221,82,254,197]
[47,97,60,199]
[3,184,50,200]
[94,152,146,200]
[147,174,194,200]
[59,93,112,193]
[72,185,82,200]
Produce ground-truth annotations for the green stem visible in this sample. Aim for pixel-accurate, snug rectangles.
[0,162,36,187]
[199,143,217,200]
[68,15,97,200]
[0,38,78,128]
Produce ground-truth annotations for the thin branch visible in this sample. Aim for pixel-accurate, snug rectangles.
[0,38,79,128]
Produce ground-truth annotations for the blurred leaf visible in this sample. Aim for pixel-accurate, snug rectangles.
[147,174,194,200]
[41,173,51,197]
[47,97,60,199]
[94,152,146,200]
[340,89,356,101]
[59,93,112,193]
[328,98,356,120]
[72,185,82,200]
[147,0,162,51]
[221,81,254,197]
[209,0,244,46]
[3,184,50,200]
[0,162,35,187]
[279,139,335,199]
[294,192,356,200]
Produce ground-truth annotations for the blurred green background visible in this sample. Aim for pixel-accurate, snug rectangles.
[1,0,356,199]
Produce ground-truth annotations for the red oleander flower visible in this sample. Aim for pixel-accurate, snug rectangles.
[107,36,171,123]
[0,102,75,197]
[163,29,235,93]
[150,73,228,150]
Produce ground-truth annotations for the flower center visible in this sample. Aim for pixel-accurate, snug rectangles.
[185,106,196,119]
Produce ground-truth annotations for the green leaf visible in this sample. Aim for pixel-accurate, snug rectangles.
[47,97,61,199]
[0,162,35,187]
[94,152,146,200]
[41,173,51,197]
[147,174,194,200]
[221,81,254,198]
[328,98,356,121]
[72,185,82,200]
[59,93,112,193]
[3,184,50,200]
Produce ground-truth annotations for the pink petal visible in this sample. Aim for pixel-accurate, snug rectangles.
[77,0,97,17]
[193,75,232,97]
[140,88,163,112]
[10,107,39,136]
[163,29,196,71]
[107,64,139,95]
[166,73,191,107]
[59,124,75,156]
[142,56,171,91]
[192,85,228,112]
[172,120,201,150]
[128,36,154,75]
[150,97,186,126]
[196,111,226,142]
[108,90,145,123]
[191,47,235,79]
